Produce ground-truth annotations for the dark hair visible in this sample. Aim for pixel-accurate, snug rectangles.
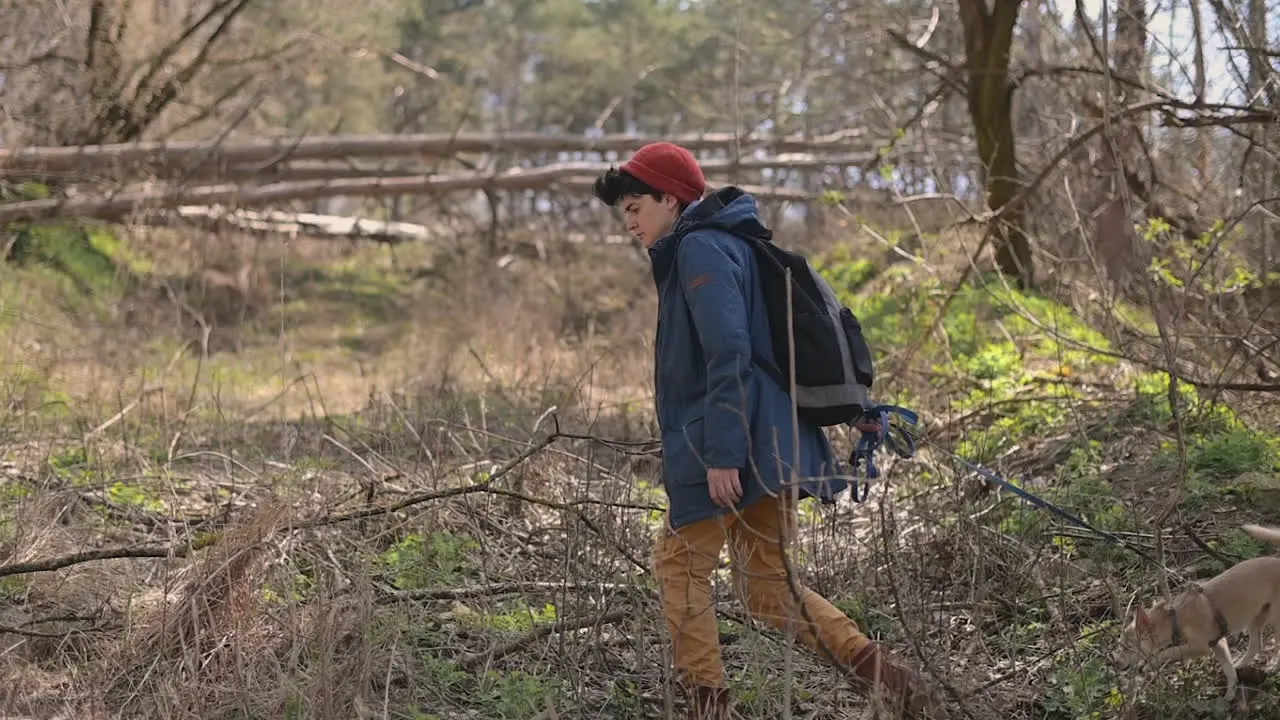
[592,167,688,212]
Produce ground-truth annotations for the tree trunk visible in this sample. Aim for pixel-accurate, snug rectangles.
[1189,0,1212,186]
[957,0,1034,287]
[1092,0,1149,297]
[1245,0,1276,293]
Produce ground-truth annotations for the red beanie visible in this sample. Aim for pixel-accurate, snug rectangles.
[620,142,706,205]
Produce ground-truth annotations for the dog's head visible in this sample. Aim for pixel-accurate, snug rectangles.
[1114,601,1177,668]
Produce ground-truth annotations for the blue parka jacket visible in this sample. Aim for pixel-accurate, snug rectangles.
[648,186,849,530]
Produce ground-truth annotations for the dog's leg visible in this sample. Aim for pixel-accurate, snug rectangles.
[1266,607,1280,672]
[1212,638,1239,701]
[1236,615,1265,669]
[1153,644,1202,666]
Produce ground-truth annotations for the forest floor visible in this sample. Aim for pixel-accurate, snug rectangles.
[2,213,1280,720]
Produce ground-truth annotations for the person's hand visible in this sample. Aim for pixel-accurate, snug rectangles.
[707,467,742,508]
[853,408,882,434]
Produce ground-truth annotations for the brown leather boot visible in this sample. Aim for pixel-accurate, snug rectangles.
[848,641,946,718]
[685,685,731,720]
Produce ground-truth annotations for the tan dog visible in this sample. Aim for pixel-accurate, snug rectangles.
[1114,524,1280,701]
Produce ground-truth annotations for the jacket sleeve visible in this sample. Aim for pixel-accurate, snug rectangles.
[676,231,752,470]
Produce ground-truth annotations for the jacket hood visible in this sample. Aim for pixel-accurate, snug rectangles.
[671,185,769,240]
[649,186,769,278]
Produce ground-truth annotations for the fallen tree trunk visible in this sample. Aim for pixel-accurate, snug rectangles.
[0,162,820,224]
[188,150,911,184]
[12,151,918,187]
[0,128,882,179]
[166,206,646,247]
[557,178,812,201]
[170,206,442,243]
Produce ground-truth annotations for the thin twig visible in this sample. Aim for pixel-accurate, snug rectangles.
[0,423,656,580]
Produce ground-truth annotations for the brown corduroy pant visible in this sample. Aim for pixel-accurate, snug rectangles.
[653,492,873,688]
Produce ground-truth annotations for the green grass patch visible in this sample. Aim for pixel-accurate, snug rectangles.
[995,442,1136,565]
[4,222,124,301]
[415,650,567,720]
[817,260,1117,463]
[1145,408,1280,513]
[456,600,559,633]
[1042,620,1125,720]
[379,530,477,589]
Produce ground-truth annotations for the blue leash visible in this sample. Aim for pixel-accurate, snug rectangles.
[921,440,1134,548]
[847,403,1169,569]
[847,404,920,503]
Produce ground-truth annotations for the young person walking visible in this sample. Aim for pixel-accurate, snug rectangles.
[591,142,945,719]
